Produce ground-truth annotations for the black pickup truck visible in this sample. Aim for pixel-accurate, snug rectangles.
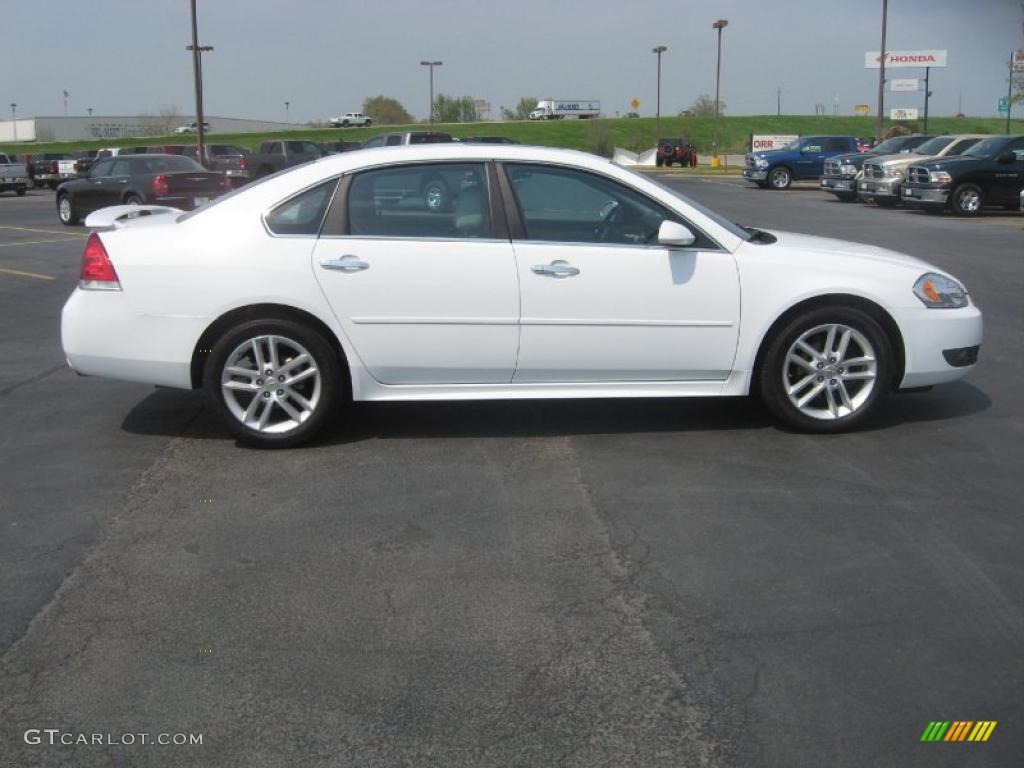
[246,140,323,179]
[900,135,1024,216]
[819,134,932,201]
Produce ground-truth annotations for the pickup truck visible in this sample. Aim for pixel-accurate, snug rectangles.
[182,144,252,186]
[820,134,933,201]
[743,136,860,189]
[246,140,324,179]
[0,153,29,196]
[901,134,1024,216]
[329,112,372,128]
[857,134,985,207]
[359,131,453,148]
[27,153,75,189]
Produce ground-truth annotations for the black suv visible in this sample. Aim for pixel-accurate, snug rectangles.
[655,138,696,168]
[901,135,1024,216]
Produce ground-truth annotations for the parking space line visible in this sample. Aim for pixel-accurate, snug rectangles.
[0,267,56,281]
[0,236,87,248]
[0,225,82,236]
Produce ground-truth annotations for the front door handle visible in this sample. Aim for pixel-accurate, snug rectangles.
[531,260,580,278]
[320,255,369,272]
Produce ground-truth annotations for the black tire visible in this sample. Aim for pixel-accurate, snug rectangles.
[835,192,856,202]
[124,193,144,205]
[203,318,344,448]
[364,119,372,127]
[15,188,26,197]
[57,193,80,226]
[951,183,983,217]
[663,158,673,167]
[655,156,664,167]
[875,197,898,208]
[768,166,792,190]
[422,177,449,212]
[755,181,768,189]
[759,306,892,433]
[342,120,350,128]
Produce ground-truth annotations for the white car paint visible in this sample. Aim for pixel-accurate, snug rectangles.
[61,144,982,417]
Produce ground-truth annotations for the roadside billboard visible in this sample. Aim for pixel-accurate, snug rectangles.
[890,107,919,120]
[751,134,799,151]
[865,50,947,68]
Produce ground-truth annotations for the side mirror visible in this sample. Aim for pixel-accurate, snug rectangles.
[997,151,1015,164]
[658,220,696,247]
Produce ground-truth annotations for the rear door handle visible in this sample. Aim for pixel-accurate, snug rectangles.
[320,255,369,272]
[531,260,580,278]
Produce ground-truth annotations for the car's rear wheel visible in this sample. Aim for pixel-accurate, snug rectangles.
[759,306,891,433]
[951,183,983,217]
[16,188,26,197]
[124,193,144,205]
[342,120,350,127]
[204,319,343,448]
[57,194,79,226]
[655,156,664,167]
[769,166,792,190]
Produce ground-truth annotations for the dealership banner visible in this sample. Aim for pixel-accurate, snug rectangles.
[750,134,799,151]
[890,107,919,120]
[865,50,947,68]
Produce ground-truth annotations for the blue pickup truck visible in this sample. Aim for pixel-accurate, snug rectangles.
[743,136,860,190]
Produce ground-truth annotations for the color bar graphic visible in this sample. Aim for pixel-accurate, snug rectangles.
[921,720,996,742]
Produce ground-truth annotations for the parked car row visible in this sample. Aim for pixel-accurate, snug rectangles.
[745,132,1024,217]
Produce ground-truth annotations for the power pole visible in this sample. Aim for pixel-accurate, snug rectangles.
[189,0,206,166]
[777,86,781,116]
[1007,51,1015,134]
[923,67,931,132]
[875,0,888,141]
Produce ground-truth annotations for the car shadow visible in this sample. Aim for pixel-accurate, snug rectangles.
[121,381,991,447]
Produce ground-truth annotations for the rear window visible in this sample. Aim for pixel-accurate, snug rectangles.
[135,156,206,173]
[409,133,454,144]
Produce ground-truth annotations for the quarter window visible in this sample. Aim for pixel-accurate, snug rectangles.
[503,163,697,247]
[265,178,338,236]
[347,163,491,239]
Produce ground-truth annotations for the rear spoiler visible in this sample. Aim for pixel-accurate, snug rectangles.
[84,205,183,230]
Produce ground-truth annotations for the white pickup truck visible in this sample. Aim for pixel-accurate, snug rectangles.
[0,153,29,196]
[329,112,372,128]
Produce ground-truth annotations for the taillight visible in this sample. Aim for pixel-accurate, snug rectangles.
[238,156,248,170]
[151,174,169,196]
[49,160,58,173]
[79,233,121,291]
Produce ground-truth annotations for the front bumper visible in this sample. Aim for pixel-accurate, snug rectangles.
[820,177,855,191]
[62,288,198,389]
[901,185,950,205]
[742,169,767,181]
[893,304,983,388]
[857,178,901,199]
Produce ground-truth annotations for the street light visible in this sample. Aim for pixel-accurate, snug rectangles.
[63,90,69,116]
[87,107,93,117]
[875,0,888,141]
[9,103,16,142]
[652,45,667,135]
[285,101,290,122]
[420,60,442,123]
[711,19,728,165]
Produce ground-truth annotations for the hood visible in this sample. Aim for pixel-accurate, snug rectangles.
[865,152,927,168]
[757,230,933,271]
[909,154,981,172]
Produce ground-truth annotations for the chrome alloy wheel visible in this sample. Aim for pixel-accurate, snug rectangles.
[782,323,877,420]
[955,187,981,213]
[770,168,790,189]
[220,335,321,434]
[58,196,73,223]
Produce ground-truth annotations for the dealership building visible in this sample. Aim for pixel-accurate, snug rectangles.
[0,115,294,144]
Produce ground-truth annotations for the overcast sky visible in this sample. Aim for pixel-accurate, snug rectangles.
[6,0,1022,123]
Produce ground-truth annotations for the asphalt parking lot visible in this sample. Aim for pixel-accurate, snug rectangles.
[0,181,1021,767]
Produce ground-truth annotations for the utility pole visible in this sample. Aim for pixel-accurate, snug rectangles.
[9,103,15,141]
[1007,51,1015,134]
[875,0,888,141]
[712,19,728,164]
[777,86,781,116]
[285,101,290,122]
[652,45,667,136]
[63,90,69,116]
[923,67,931,132]
[420,60,442,123]
[189,0,206,166]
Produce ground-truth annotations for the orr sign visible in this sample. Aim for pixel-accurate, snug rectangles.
[865,50,947,68]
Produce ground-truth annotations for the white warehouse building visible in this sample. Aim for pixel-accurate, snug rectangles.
[0,115,295,144]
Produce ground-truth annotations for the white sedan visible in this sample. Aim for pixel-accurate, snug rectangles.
[62,144,982,447]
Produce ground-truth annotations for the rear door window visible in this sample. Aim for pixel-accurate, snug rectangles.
[265,179,339,236]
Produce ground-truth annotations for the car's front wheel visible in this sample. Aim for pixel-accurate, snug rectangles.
[57,194,79,226]
[204,318,344,448]
[951,183,983,217]
[769,166,792,190]
[759,306,891,433]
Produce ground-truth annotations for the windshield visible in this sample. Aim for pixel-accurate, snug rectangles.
[914,136,953,155]
[635,169,750,241]
[781,138,801,151]
[964,137,1006,158]
[872,136,910,154]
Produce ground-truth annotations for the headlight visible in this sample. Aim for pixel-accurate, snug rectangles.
[913,273,969,309]
[840,164,857,174]
[929,171,952,184]
[756,157,769,169]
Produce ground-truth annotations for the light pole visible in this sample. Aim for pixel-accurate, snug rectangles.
[777,86,781,116]
[187,0,214,166]
[875,0,888,141]
[285,101,290,122]
[9,103,16,142]
[712,19,728,165]
[420,60,442,123]
[87,107,93,117]
[63,90,69,116]
[923,67,931,133]
[652,45,667,136]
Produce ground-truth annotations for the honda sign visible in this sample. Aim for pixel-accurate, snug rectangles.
[865,50,948,68]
